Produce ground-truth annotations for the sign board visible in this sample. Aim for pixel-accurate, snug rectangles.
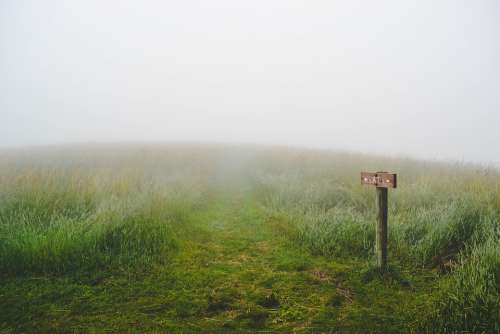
[361,172,397,188]
[360,171,397,270]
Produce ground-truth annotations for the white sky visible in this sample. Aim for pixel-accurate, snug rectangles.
[1,0,499,164]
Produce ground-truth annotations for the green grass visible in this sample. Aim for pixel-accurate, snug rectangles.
[0,144,498,333]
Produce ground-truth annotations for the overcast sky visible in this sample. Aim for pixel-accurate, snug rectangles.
[1,0,499,164]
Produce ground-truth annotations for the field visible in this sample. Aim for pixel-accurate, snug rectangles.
[0,144,499,333]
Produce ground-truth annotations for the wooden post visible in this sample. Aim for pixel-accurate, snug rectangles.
[376,187,388,270]
[361,171,396,271]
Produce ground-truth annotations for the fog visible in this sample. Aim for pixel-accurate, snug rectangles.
[1,0,499,164]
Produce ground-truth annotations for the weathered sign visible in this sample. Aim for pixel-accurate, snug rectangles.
[361,172,397,188]
[361,171,398,271]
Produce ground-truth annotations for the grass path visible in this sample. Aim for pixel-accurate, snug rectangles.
[0,191,428,333]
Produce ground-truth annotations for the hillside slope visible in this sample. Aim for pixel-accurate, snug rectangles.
[1,144,498,333]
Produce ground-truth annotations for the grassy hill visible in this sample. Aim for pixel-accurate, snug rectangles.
[0,144,498,333]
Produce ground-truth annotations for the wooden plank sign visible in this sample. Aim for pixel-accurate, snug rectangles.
[361,172,397,188]
[361,171,397,271]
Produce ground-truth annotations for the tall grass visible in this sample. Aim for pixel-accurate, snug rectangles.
[251,148,500,333]
[1,144,498,331]
[0,174,192,275]
[0,146,219,275]
[414,223,500,333]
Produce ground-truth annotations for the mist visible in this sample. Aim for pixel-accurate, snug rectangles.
[1,0,499,164]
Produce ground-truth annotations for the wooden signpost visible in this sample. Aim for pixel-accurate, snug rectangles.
[361,171,397,271]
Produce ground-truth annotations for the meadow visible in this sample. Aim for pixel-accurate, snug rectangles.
[0,144,498,333]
